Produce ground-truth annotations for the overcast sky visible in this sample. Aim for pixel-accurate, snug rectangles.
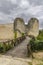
[0,0,43,29]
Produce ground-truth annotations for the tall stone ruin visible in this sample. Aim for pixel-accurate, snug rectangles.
[14,18,25,38]
[14,17,39,38]
[27,18,39,37]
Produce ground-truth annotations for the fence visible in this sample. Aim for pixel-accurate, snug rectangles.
[0,36,26,53]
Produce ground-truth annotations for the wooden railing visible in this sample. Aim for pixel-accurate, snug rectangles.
[0,36,26,53]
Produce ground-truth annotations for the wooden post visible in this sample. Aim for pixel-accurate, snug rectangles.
[3,42,6,53]
[27,43,34,58]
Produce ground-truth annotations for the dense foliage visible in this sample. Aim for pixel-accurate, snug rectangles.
[30,38,43,51]
[29,30,43,52]
[0,43,13,53]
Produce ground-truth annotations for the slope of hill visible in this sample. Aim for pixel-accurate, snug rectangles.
[0,23,14,40]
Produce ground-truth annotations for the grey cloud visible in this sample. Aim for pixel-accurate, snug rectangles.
[0,0,19,14]
[29,0,43,6]
[0,0,43,29]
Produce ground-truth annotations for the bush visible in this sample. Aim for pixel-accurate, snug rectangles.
[21,33,25,37]
[5,44,12,51]
[0,43,4,53]
[29,38,43,52]
[37,30,43,41]
[0,42,13,53]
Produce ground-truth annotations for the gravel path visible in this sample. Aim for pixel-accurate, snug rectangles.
[5,37,30,58]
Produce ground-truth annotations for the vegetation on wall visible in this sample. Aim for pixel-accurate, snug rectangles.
[21,33,25,37]
[14,31,17,39]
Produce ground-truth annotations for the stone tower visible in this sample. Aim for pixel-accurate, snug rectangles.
[26,18,39,37]
[14,18,25,38]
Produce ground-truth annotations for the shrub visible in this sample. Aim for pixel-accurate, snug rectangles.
[0,43,4,53]
[5,44,11,51]
[21,33,25,37]
[0,42,14,53]
[29,38,43,52]
[37,30,43,41]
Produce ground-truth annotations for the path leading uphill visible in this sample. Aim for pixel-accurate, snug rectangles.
[5,37,30,58]
[0,37,32,65]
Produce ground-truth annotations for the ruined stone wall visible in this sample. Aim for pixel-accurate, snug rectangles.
[14,18,25,38]
[14,17,39,38]
[0,17,39,40]
[27,18,39,37]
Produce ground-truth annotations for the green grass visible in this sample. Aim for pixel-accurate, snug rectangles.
[28,62,32,65]
[14,31,17,39]
[37,30,43,41]
[37,63,43,65]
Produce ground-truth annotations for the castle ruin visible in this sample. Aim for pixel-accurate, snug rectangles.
[14,18,25,38]
[14,17,39,38]
[25,18,39,37]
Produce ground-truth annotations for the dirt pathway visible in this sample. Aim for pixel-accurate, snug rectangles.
[5,37,30,58]
[0,37,32,65]
[0,55,32,65]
